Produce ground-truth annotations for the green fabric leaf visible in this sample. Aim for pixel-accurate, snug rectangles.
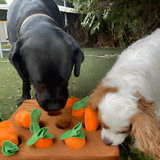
[30,108,42,133]
[44,132,55,139]
[60,122,85,140]
[2,141,19,156]
[60,130,72,140]
[72,96,89,111]
[0,117,3,122]
[27,127,54,146]
[72,130,85,139]
[73,122,82,130]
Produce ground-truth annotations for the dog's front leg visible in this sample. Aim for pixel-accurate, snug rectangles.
[17,80,31,106]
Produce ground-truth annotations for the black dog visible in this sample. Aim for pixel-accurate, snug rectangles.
[7,0,84,111]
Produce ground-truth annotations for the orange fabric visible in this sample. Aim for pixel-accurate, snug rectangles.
[64,137,86,149]
[72,108,85,117]
[15,111,31,128]
[85,106,99,131]
[65,96,77,107]
[0,121,18,147]
[34,138,53,148]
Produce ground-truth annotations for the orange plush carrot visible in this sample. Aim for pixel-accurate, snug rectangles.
[0,121,18,147]
[15,111,31,128]
[27,127,54,148]
[34,138,53,148]
[65,96,77,107]
[72,108,85,117]
[26,109,54,148]
[60,122,86,149]
[15,109,42,130]
[64,137,85,149]
[72,96,89,117]
[85,106,99,131]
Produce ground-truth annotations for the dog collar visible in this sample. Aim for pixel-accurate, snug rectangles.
[20,13,58,30]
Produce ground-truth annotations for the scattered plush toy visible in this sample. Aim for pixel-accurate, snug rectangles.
[26,108,54,148]
[60,122,86,149]
[15,108,42,129]
[84,106,99,131]
[0,118,19,156]
[72,96,89,117]
[65,96,77,107]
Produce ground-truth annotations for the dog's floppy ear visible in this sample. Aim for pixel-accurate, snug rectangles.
[72,47,84,77]
[8,40,28,81]
[131,97,160,159]
[89,83,118,111]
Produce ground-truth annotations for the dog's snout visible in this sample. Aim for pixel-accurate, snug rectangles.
[47,103,65,111]
[103,138,113,146]
[37,97,66,111]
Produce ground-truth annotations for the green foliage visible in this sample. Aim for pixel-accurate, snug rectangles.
[0,0,7,4]
[67,0,160,47]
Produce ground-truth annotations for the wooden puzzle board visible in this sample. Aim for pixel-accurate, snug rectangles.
[0,99,120,160]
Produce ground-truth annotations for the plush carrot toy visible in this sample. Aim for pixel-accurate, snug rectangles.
[60,122,86,149]
[0,120,18,147]
[0,118,19,156]
[27,108,54,148]
[72,96,89,117]
[27,127,54,148]
[84,106,99,131]
[15,111,31,128]
[15,109,42,129]
[65,96,77,107]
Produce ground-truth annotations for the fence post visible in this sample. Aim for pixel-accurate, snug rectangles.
[0,38,3,58]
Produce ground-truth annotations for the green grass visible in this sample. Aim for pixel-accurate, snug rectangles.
[1,43,11,49]
[0,47,118,119]
[0,57,35,120]
[68,56,117,98]
[0,45,155,160]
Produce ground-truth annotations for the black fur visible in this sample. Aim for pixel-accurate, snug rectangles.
[7,0,84,111]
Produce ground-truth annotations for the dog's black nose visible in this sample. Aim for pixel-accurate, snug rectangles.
[103,138,112,146]
[36,97,66,111]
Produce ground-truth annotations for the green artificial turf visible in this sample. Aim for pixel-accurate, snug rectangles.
[0,45,155,160]
[0,47,118,119]
[68,56,117,98]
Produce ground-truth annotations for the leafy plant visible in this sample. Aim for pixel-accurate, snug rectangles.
[66,0,160,47]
